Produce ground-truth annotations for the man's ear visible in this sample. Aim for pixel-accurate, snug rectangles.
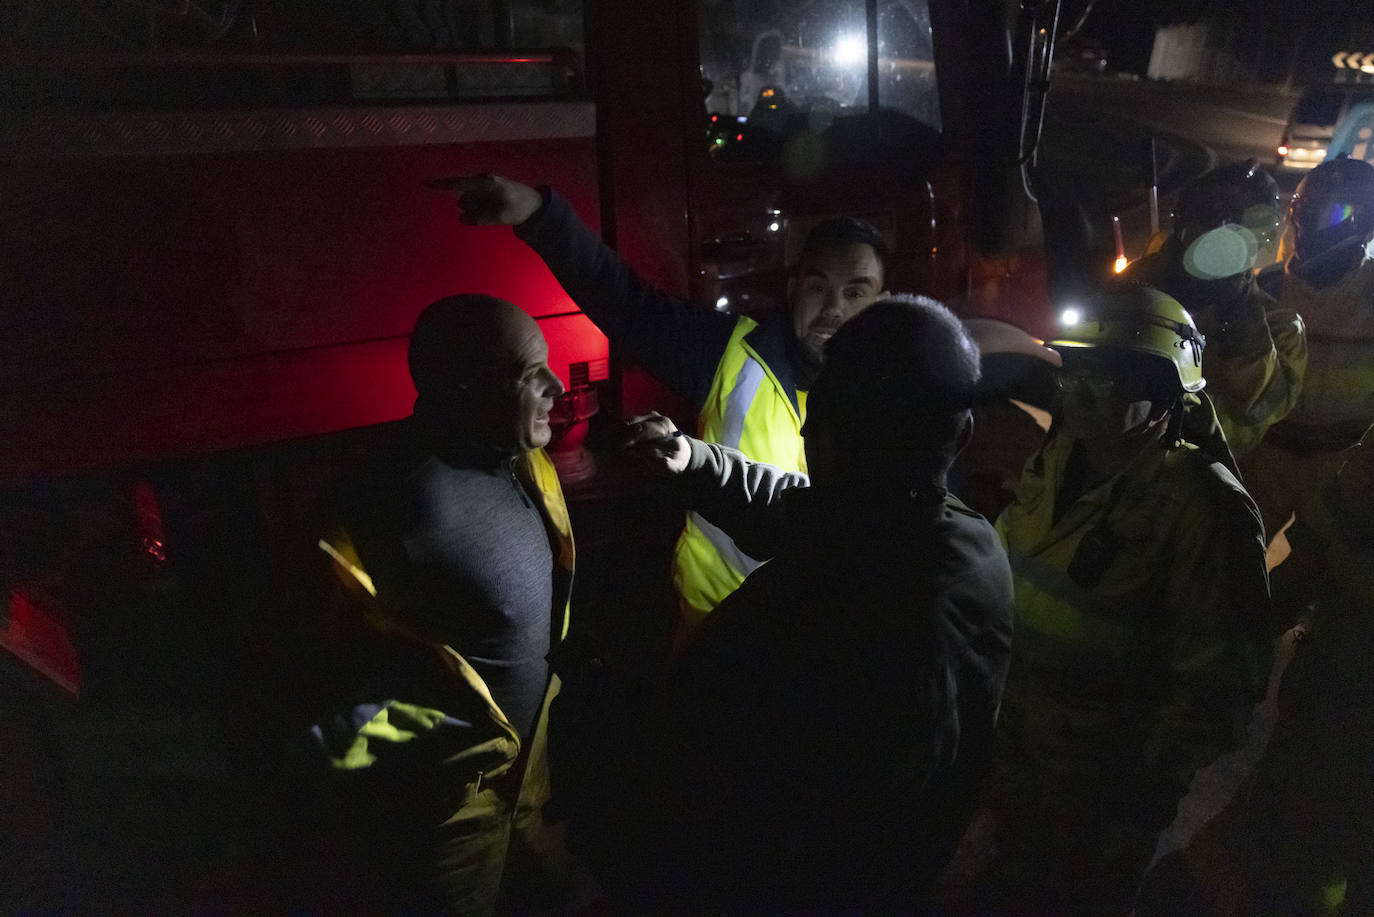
[953,410,974,457]
[420,379,477,418]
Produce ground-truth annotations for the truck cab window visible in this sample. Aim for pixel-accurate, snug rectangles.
[699,0,939,161]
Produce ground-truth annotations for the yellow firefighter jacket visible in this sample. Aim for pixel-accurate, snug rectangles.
[994,426,1272,826]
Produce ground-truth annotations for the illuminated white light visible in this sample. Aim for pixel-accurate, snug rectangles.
[1061,307,1083,326]
[1113,255,1129,273]
[737,116,748,123]
[833,33,866,66]
[716,295,730,309]
[768,221,781,232]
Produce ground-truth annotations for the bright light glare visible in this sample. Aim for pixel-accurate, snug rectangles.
[833,33,866,66]
[1061,307,1083,326]
[1277,144,1289,157]
[1113,255,1129,273]
[768,221,781,233]
[716,296,730,309]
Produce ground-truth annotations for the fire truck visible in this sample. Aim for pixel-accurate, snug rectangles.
[0,0,1064,907]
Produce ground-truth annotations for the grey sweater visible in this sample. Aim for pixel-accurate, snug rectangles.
[333,421,556,739]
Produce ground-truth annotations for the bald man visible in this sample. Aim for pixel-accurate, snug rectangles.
[308,295,592,913]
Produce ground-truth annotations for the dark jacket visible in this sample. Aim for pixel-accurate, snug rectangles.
[658,440,1016,913]
[515,189,804,413]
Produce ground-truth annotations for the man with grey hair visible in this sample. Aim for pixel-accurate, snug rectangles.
[623,295,1015,912]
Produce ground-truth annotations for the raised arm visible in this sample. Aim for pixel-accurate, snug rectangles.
[620,413,808,559]
[1204,285,1308,457]
[428,174,737,406]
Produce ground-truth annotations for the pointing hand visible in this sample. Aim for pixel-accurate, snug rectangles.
[424,173,544,226]
[617,413,691,475]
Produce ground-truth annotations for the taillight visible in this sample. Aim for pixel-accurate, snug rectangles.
[131,480,168,571]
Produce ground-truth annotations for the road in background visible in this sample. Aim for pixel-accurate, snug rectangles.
[1040,72,1296,263]
[1052,73,1293,167]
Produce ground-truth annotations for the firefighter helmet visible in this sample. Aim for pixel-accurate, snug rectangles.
[1290,155,1374,262]
[1173,158,1281,247]
[1048,284,1206,393]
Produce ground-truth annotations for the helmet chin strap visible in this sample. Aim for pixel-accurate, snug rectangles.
[1163,396,1186,444]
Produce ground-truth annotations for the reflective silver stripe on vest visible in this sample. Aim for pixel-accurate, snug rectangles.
[699,356,769,577]
[720,357,768,449]
[688,510,763,578]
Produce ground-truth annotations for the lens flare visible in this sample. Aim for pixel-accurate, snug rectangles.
[833,33,866,66]
[1323,202,1356,230]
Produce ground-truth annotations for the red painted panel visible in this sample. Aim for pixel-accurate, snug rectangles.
[1,130,606,478]
[2,591,81,696]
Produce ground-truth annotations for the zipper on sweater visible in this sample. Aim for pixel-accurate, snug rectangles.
[508,461,536,510]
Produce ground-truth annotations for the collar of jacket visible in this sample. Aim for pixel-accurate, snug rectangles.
[1291,236,1369,288]
[407,411,516,472]
[743,313,805,415]
[784,482,948,542]
[1020,427,1172,546]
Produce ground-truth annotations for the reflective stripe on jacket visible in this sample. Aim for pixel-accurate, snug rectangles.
[314,448,574,788]
[994,428,1271,823]
[672,316,808,622]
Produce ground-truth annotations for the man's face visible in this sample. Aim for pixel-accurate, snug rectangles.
[471,313,566,453]
[506,320,565,451]
[789,242,884,364]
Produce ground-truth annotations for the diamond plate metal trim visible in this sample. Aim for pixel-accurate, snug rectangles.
[0,101,595,158]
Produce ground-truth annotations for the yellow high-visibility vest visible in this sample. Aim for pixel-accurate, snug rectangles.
[672,316,808,623]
